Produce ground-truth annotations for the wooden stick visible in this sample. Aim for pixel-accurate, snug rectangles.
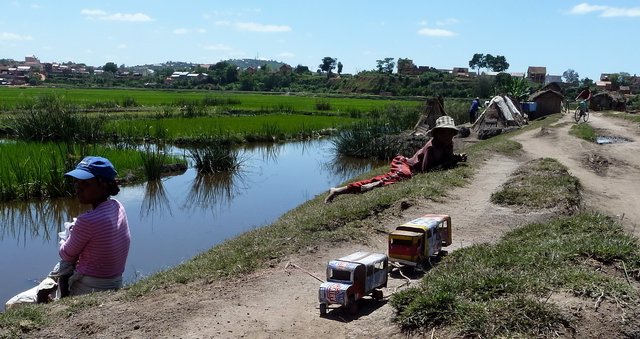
[594,291,604,311]
[285,262,325,283]
[621,260,632,287]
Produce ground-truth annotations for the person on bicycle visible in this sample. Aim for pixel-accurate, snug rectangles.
[575,87,592,114]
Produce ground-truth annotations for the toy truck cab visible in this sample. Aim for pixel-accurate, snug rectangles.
[388,214,452,268]
[318,252,388,315]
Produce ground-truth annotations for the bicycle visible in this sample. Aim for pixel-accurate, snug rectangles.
[574,100,589,123]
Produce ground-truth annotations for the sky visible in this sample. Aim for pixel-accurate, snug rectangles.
[0,1,638,80]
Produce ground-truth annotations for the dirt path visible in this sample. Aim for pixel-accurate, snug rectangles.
[31,112,640,339]
[512,112,640,236]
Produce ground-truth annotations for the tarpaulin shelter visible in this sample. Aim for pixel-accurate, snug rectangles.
[472,95,527,139]
[412,97,447,136]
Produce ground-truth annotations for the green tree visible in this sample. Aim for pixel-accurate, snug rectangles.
[487,55,509,72]
[505,76,531,100]
[494,72,512,93]
[103,62,118,73]
[294,64,310,74]
[375,57,395,74]
[337,61,343,75]
[581,77,594,87]
[609,72,631,88]
[562,69,580,85]
[319,57,337,78]
[469,53,484,74]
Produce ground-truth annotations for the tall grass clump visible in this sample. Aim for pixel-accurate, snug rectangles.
[201,96,241,106]
[120,96,139,108]
[10,94,105,142]
[140,147,168,180]
[180,102,208,118]
[331,104,422,160]
[315,99,331,111]
[189,139,243,173]
[444,98,471,124]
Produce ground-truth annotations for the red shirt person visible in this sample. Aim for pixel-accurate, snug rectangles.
[324,116,467,203]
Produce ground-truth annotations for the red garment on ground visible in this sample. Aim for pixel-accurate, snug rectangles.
[346,156,412,193]
[344,138,455,194]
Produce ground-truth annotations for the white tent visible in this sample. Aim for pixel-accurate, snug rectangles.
[472,95,527,138]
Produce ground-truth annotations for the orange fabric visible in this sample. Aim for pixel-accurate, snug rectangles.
[346,156,411,193]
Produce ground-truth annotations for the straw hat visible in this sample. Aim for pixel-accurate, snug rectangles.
[428,116,458,135]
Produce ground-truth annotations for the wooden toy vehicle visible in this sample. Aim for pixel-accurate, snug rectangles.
[388,214,452,269]
[318,252,388,315]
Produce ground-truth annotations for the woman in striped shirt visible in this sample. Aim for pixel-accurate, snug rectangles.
[58,156,131,296]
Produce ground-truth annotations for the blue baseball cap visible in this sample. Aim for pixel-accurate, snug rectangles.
[64,156,117,181]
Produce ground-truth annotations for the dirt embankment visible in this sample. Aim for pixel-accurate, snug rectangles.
[23,112,640,339]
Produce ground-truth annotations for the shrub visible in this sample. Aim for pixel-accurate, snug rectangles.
[10,94,105,143]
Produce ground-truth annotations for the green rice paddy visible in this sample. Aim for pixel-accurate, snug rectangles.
[0,141,185,201]
[106,114,358,141]
[0,87,422,113]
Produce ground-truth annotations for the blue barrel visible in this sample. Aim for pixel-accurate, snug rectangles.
[529,102,537,112]
[521,102,537,113]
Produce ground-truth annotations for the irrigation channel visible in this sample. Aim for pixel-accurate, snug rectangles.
[0,139,383,305]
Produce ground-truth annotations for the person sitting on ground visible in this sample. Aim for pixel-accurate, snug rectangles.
[575,87,592,113]
[57,156,131,297]
[325,116,467,203]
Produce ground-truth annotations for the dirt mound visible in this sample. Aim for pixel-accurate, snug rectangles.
[535,126,553,137]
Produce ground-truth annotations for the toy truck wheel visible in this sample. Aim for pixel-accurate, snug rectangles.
[372,289,383,300]
[319,303,327,316]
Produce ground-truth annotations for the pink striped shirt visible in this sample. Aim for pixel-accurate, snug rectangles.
[59,199,131,279]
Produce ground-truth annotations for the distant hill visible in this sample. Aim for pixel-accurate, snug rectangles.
[224,59,286,70]
[130,59,289,72]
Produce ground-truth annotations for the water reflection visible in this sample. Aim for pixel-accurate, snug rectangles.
[0,199,84,244]
[140,180,172,218]
[243,142,283,163]
[322,155,387,184]
[183,171,248,212]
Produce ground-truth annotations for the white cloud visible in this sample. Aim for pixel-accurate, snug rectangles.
[278,52,295,58]
[214,20,232,26]
[436,18,459,26]
[30,4,42,9]
[0,32,33,41]
[174,28,207,34]
[417,28,456,37]
[235,22,291,32]
[362,50,373,55]
[81,9,107,16]
[81,9,152,22]
[569,3,607,14]
[202,44,233,51]
[103,13,152,22]
[419,20,428,26]
[601,7,640,17]
[117,44,127,49]
[569,3,640,17]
